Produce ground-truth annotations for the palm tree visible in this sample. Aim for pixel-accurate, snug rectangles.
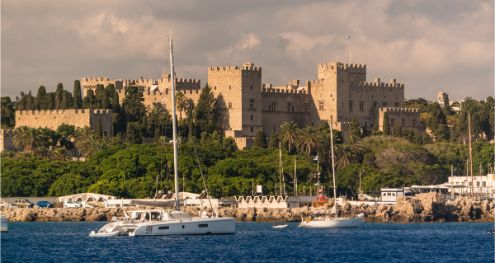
[334,143,364,170]
[279,121,298,153]
[12,126,41,153]
[296,126,319,157]
[74,127,103,156]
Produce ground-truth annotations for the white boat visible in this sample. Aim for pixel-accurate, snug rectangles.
[299,121,362,229]
[90,35,236,237]
[272,224,288,229]
[1,215,8,232]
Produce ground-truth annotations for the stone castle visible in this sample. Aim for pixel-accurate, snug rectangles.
[11,61,421,149]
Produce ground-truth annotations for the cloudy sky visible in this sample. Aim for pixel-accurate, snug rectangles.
[1,0,493,100]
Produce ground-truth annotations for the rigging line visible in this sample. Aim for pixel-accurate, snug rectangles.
[191,139,213,211]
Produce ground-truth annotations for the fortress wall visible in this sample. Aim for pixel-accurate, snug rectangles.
[15,109,113,136]
[378,107,421,132]
[348,78,405,128]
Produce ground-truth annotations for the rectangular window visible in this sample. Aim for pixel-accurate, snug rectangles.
[271,102,276,112]
[287,102,293,112]
[382,102,387,107]
[349,100,353,112]
[373,101,378,108]
[359,101,364,112]
[318,101,325,110]
[250,126,253,133]
[158,226,169,230]
[250,114,253,121]
[250,85,253,90]
[249,98,254,110]
[198,224,208,228]
[395,102,399,107]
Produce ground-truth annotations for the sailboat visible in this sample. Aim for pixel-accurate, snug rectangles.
[298,121,361,229]
[90,35,235,237]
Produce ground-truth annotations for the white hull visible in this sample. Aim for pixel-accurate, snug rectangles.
[272,224,288,229]
[129,217,235,236]
[89,221,137,237]
[299,217,360,229]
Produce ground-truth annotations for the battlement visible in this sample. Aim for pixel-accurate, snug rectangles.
[378,107,419,113]
[81,76,111,82]
[261,87,307,96]
[208,62,261,72]
[16,109,113,116]
[355,78,404,89]
[176,78,201,85]
[318,62,366,71]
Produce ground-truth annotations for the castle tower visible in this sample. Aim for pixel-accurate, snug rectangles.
[208,62,262,144]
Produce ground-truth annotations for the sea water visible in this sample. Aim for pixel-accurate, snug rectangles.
[1,222,494,262]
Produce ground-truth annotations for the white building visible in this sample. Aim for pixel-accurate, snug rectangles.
[448,174,495,199]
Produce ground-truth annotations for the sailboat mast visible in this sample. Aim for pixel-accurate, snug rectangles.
[169,35,180,211]
[468,113,474,198]
[329,122,337,202]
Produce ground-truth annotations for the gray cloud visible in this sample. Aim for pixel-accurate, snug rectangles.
[1,0,493,101]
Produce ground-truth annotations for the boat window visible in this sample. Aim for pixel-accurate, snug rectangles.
[198,224,208,228]
[158,226,169,230]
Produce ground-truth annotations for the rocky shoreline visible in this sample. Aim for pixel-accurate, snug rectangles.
[2,193,493,223]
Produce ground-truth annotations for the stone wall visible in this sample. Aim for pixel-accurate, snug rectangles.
[0,129,15,152]
[378,107,421,132]
[15,109,113,136]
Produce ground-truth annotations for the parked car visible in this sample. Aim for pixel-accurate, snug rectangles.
[14,198,34,208]
[64,201,83,208]
[36,201,53,208]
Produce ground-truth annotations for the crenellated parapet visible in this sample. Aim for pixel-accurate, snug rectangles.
[261,87,308,97]
[379,107,419,113]
[355,78,404,89]
[208,62,262,72]
[318,62,366,72]
[16,109,112,116]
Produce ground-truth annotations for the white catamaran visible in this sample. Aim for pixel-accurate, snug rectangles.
[90,35,235,237]
[299,121,361,229]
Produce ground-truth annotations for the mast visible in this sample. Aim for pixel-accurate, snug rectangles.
[279,142,285,196]
[329,121,337,212]
[468,113,474,198]
[294,156,297,196]
[169,34,180,211]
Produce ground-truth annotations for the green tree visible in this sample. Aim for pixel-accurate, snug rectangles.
[296,126,318,157]
[383,112,390,135]
[253,130,267,148]
[1,97,15,128]
[73,80,83,109]
[268,133,279,148]
[194,85,219,135]
[122,86,146,123]
[12,126,41,153]
[35,86,48,110]
[83,89,96,109]
[61,91,72,109]
[75,127,103,156]
[55,83,64,109]
[279,121,298,153]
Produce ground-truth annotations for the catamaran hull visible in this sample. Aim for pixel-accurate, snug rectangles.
[129,217,236,236]
[299,218,360,229]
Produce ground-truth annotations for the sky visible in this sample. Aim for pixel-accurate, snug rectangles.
[1,0,493,101]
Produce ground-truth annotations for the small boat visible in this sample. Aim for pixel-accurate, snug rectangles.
[488,228,495,235]
[89,219,138,237]
[298,121,362,229]
[272,224,288,229]
[1,215,8,232]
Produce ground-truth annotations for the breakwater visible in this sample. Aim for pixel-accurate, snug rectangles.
[1,193,493,223]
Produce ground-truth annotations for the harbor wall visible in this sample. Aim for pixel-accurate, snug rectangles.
[1,193,493,223]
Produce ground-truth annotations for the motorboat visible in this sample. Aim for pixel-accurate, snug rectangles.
[298,121,363,229]
[272,224,288,229]
[1,215,8,232]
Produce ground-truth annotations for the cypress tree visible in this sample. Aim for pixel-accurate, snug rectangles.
[35,86,47,110]
[253,130,268,148]
[48,93,56,109]
[55,83,64,109]
[383,112,390,135]
[61,91,72,109]
[73,80,83,109]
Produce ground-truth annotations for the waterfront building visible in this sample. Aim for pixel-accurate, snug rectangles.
[448,174,495,199]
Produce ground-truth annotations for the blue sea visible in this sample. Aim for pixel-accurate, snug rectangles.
[1,222,494,262]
